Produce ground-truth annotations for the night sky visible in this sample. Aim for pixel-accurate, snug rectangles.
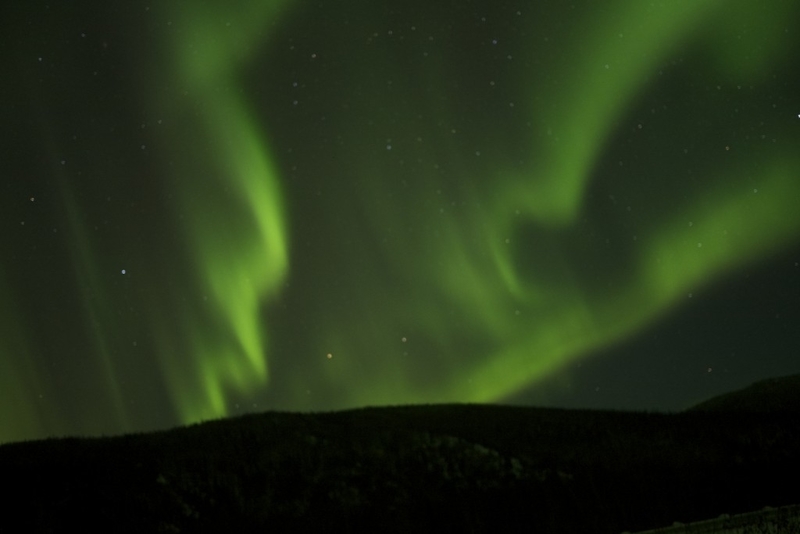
[3,0,799,444]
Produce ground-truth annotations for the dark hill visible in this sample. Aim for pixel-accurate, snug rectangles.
[688,373,800,413]
[1,402,798,532]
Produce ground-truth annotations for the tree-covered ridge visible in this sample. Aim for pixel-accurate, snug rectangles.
[1,398,798,532]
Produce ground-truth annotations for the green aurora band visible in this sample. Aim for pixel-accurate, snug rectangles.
[289,0,800,406]
[1,0,799,443]
[149,2,292,424]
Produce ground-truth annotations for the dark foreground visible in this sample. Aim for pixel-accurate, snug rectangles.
[2,378,799,533]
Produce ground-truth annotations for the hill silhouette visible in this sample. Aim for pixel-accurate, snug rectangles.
[689,374,800,413]
[1,381,799,532]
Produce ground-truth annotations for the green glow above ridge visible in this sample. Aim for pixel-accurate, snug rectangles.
[109,0,800,417]
[307,0,800,409]
[5,0,800,444]
[0,271,52,444]
[152,1,291,424]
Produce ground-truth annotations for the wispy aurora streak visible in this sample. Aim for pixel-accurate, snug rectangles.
[0,272,48,440]
[306,0,800,407]
[150,2,291,423]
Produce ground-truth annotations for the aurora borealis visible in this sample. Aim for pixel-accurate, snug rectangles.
[2,0,799,444]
